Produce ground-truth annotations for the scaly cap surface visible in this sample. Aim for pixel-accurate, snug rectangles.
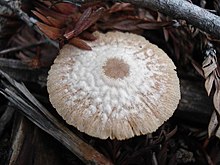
[47,31,180,140]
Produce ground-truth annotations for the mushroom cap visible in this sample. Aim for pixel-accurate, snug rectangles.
[47,31,180,140]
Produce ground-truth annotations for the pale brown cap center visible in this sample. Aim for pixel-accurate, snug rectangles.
[103,58,129,79]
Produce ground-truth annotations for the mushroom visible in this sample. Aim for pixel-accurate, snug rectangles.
[47,31,180,140]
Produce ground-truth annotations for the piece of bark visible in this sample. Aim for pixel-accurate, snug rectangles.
[0,70,113,165]
[7,114,78,165]
[175,79,213,125]
[0,58,47,86]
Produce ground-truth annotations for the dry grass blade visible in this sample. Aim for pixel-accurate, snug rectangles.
[0,70,112,165]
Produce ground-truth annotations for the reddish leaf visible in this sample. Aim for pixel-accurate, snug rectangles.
[34,2,67,21]
[52,2,78,15]
[109,3,133,13]
[32,10,52,26]
[137,21,171,30]
[113,20,140,31]
[64,7,105,39]
[36,22,62,40]
[79,31,97,41]
[69,38,92,50]
[64,7,92,39]
[46,16,65,28]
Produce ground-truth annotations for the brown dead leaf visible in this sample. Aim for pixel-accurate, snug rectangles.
[137,21,171,30]
[202,55,218,78]
[46,16,65,28]
[34,2,68,21]
[208,111,218,137]
[51,2,78,15]
[36,22,62,40]
[205,74,215,96]
[79,31,97,41]
[109,3,133,13]
[64,7,105,39]
[112,19,140,31]
[32,10,52,26]
[69,37,92,50]
[216,126,220,139]
[213,78,220,112]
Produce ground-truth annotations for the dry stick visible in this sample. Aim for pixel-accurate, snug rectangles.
[69,0,220,38]
[0,70,113,165]
[0,1,59,48]
[0,40,48,55]
[112,0,220,38]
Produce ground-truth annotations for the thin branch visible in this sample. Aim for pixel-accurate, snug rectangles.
[67,0,220,38]
[111,0,220,38]
[0,40,48,55]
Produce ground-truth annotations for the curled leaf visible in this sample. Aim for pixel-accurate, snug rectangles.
[202,55,217,78]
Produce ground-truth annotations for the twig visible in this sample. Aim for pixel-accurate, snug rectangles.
[0,70,113,165]
[111,0,220,38]
[0,40,48,55]
[0,0,59,48]
[0,58,47,86]
[0,103,15,137]
[66,0,220,38]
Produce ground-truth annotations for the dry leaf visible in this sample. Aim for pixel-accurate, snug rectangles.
[137,21,171,30]
[36,22,62,40]
[51,2,78,15]
[202,55,218,78]
[68,37,92,50]
[205,74,215,96]
[216,126,220,139]
[109,3,132,13]
[32,10,52,26]
[64,7,105,39]
[113,19,140,31]
[208,111,218,137]
[214,78,220,112]
[79,31,97,41]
